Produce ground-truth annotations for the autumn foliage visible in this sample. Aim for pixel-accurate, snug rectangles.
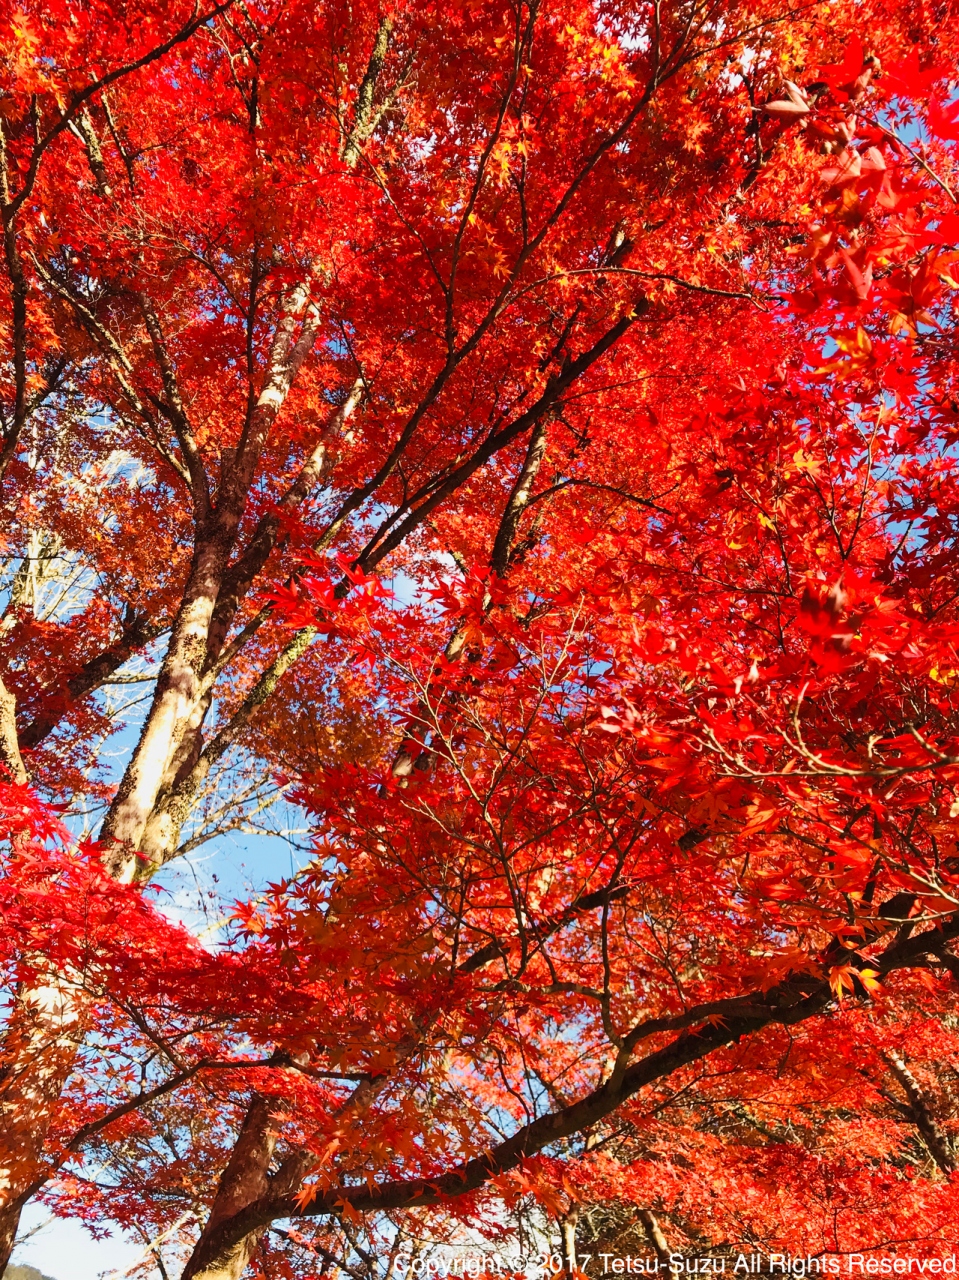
[2,0,959,1276]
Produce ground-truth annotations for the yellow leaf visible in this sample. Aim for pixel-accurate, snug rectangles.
[858,968,882,994]
[792,449,823,477]
[835,325,873,357]
[828,964,858,998]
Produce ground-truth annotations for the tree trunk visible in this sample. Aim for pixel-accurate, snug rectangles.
[0,672,26,787]
[637,1211,670,1268]
[561,1208,579,1276]
[0,976,85,1273]
[0,269,329,1267]
[181,1095,314,1280]
[0,669,83,1275]
[98,532,234,876]
[886,1050,957,1175]
[180,1095,279,1280]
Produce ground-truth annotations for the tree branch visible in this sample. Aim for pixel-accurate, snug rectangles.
[173,913,959,1270]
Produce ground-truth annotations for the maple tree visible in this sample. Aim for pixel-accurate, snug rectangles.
[2,0,959,1276]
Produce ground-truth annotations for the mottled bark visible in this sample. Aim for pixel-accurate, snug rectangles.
[491,419,549,577]
[341,16,393,169]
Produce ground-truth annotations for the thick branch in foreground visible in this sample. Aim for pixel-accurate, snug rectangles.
[180,915,959,1273]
